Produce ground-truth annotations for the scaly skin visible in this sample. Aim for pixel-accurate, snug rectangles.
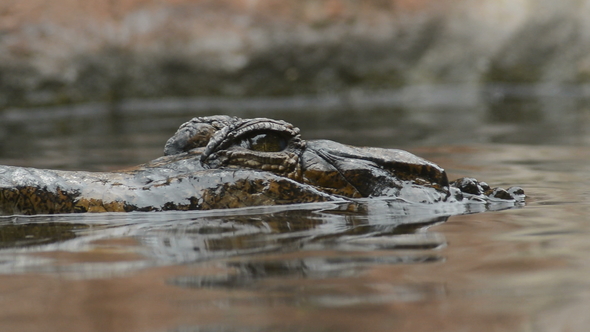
[0,116,524,215]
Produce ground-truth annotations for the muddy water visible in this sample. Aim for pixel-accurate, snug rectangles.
[0,87,589,331]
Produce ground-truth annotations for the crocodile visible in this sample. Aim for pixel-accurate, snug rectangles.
[0,115,524,215]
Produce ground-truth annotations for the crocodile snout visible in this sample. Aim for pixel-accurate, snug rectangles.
[301,140,450,202]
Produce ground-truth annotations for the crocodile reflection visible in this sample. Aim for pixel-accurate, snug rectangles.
[156,203,449,292]
[170,254,442,291]
[0,200,458,277]
[0,115,524,215]
[137,202,451,264]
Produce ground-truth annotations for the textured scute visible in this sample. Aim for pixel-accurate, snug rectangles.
[164,116,236,156]
[0,186,79,215]
[450,178,484,195]
[0,165,338,214]
[131,169,338,211]
[198,174,335,210]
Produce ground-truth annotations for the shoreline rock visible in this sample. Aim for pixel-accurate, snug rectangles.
[1,0,589,108]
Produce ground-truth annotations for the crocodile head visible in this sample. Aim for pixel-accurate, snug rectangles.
[165,116,452,201]
[0,116,524,215]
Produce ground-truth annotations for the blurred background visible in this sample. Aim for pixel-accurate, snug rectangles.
[1,0,590,169]
[4,3,590,331]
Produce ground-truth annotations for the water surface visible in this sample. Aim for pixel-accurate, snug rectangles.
[0,86,588,331]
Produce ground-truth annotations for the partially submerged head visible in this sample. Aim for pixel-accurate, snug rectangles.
[0,115,523,215]
[161,116,453,203]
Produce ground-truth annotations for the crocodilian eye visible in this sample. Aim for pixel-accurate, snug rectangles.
[239,132,288,152]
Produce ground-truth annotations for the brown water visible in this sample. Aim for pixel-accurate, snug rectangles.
[0,86,589,331]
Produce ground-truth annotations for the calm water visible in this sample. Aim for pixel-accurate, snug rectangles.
[0,85,589,331]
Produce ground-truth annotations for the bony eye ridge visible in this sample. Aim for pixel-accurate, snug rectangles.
[238,132,289,152]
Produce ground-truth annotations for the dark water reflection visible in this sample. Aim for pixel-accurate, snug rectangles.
[0,85,590,331]
[0,222,88,249]
[1,84,590,170]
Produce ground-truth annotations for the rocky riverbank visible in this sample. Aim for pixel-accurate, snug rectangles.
[1,0,589,107]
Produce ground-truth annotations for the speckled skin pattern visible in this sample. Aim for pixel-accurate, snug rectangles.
[0,116,524,215]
